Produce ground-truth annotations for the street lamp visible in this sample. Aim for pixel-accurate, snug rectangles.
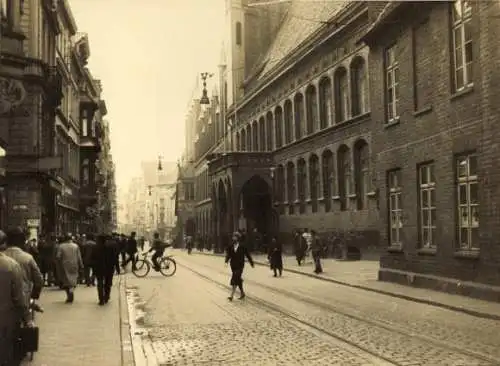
[199,72,214,105]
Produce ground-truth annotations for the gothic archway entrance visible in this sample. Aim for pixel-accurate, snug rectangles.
[239,175,272,249]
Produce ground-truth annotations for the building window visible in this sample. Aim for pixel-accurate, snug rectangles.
[297,158,306,214]
[309,154,320,213]
[293,93,304,140]
[258,117,265,151]
[81,110,88,137]
[82,159,89,186]
[305,85,317,135]
[318,77,332,129]
[235,21,242,46]
[388,170,403,247]
[452,0,473,91]
[337,145,351,211]
[283,100,293,145]
[322,150,334,212]
[275,106,283,149]
[418,163,436,248]
[276,165,285,214]
[246,125,251,151]
[266,112,273,151]
[252,121,259,151]
[385,45,399,123]
[236,132,240,151]
[354,140,369,210]
[457,154,478,250]
[241,129,247,151]
[334,67,349,123]
[286,162,295,215]
[351,57,369,116]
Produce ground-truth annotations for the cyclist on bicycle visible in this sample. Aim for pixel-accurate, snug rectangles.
[148,232,171,271]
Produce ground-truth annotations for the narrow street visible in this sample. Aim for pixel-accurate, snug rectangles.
[126,251,500,366]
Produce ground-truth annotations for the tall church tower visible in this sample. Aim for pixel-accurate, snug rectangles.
[223,0,290,108]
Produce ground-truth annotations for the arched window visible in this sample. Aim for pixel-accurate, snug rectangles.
[309,154,320,213]
[334,67,349,123]
[354,140,370,210]
[235,21,242,46]
[82,159,89,186]
[246,125,251,151]
[283,100,293,145]
[286,162,296,215]
[319,77,332,129]
[266,112,274,151]
[276,165,285,214]
[297,158,307,214]
[241,129,247,151]
[337,145,351,211]
[252,121,259,151]
[235,132,240,151]
[351,57,369,116]
[305,85,317,135]
[259,117,265,151]
[275,106,283,149]
[322,150,334,212]
[293,93,304,141]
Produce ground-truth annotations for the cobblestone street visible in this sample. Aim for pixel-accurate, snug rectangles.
[126,251,500,366]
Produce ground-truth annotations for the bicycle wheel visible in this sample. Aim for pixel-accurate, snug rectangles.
[132,259,150,277]
[159,257,176,277]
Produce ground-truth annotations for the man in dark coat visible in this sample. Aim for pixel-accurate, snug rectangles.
[82,234,97,286]
[92,234,120,305]
[122,231,138,270]
[224,231,254,301]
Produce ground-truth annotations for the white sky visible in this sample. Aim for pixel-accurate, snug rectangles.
[70,0,226,187]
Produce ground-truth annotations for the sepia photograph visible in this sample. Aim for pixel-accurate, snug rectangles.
[0,0,499,365]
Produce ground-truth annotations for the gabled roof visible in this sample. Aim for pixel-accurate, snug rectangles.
[255,0,350,81]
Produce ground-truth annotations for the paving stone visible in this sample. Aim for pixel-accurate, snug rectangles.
[178,253,500,366]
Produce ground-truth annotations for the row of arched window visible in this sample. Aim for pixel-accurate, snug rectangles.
[273,140,370,215]
[235,56,369,153]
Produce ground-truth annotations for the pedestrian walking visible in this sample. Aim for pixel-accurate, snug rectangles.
[268,236,283,277]
[3,227,44,312]
[310,230,323,274]
[82,234,97,286]
[92,234,120,305]
[0,231,30,366]
[293,230,307,266]
[225,231,254,301]
[55,234,84,303]
[37,236,54,286]
[122,231,138,270]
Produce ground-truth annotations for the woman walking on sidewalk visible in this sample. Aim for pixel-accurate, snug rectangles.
[268,237,283,277]
[225,231,254,301]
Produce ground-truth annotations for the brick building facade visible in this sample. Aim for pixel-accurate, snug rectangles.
[363,1,500,300]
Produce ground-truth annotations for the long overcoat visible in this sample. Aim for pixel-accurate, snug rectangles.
[56,240,83,287]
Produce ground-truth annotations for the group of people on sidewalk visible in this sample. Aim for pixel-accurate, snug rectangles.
[0,227,150,366]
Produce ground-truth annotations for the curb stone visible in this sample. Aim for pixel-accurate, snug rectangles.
[119,275,135,366]
[194,251,500,321]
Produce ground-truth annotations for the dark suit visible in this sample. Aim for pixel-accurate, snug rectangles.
[92,235,120,303]
[225,243,254,287]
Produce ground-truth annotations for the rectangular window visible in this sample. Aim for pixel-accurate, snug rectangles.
[81,110,88,137]
[452,0,473,91]
[418,163,436,248]
[457,154,478,250]
[388,170,402,246]
[235,21,242,46]
[385,45,399,123]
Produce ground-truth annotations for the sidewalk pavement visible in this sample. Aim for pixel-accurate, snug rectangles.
[24,275,134,366]
[195,249,500,321]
